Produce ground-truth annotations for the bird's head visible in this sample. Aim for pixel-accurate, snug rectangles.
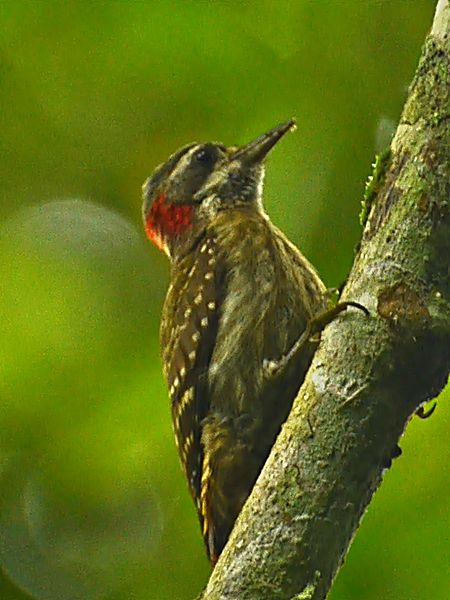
[142,119,296,259]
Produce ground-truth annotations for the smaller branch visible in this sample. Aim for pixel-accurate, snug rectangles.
[433,0,450,38]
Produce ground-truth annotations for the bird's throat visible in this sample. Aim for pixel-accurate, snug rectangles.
[145,194,194,253]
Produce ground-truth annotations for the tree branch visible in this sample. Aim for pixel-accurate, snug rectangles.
[199,3,450,599]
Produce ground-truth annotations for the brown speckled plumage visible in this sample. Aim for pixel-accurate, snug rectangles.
[143,121,327,563]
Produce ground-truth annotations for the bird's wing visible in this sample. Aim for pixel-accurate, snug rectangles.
[160,236,222,538]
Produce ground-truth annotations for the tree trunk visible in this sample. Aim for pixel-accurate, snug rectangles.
[199,2,450,599]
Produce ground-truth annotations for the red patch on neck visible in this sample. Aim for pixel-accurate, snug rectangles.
[145,194,194,252]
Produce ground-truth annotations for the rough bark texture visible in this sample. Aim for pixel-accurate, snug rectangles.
[199,3,450,599]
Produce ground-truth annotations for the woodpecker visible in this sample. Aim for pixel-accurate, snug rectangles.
[142,120,349,564]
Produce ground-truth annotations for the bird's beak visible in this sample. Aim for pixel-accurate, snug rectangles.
[231,119,297,164]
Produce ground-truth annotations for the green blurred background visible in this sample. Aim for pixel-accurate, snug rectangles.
[0,2,448,599]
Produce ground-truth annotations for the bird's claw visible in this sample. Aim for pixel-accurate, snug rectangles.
[263,358,281,379]
[415,403,437,419]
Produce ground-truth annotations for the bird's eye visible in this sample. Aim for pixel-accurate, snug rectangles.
[194,148,209,163]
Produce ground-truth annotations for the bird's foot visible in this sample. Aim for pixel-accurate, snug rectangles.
[263,301,369,381]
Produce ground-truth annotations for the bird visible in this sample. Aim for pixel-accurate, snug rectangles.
[142,120,353,564]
